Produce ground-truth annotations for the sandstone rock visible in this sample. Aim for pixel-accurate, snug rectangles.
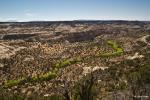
[0,63,4,68]
[21,88,27,94]
[27,91,32,96]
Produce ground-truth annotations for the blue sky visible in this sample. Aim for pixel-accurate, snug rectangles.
[0,0,150,21]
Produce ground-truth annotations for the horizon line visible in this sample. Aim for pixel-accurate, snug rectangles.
[0,19,150,23]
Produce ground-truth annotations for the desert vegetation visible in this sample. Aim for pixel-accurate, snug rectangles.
[0,21,150,100]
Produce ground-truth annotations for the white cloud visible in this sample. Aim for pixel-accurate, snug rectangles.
[24,9,34,17]
[0,17,18,22]
[25,13,34,17]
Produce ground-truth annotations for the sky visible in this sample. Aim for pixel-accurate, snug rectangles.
[0,0,150,21]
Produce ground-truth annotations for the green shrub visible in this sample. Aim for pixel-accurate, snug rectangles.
[100,40,124,57]
[72,74,98,100]
[128,63,150,87]
[38,72,57,81]
[5,78,26,88]
[107,40,118,49]
[48,95,65,100]
[55,60,71,68]
[4,72,57,88]
[55,58,82,69]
